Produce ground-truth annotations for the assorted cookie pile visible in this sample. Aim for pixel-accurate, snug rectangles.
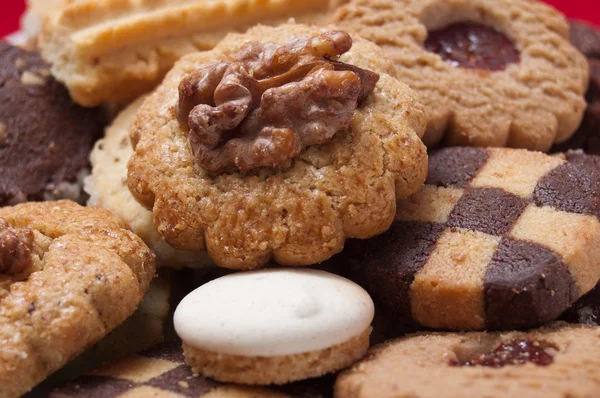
[1,0,599,397]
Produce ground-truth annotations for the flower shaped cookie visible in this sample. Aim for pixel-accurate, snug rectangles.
[128,23,427,270]
[332,0,589,150]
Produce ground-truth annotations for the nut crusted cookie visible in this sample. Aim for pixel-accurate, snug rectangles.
[341,147,600,331]
[127,23,427,270]
[335,323,600,398]
[331,0,589,150]
[0,201,155,398]
[85,95,213,269]
[51,342,336,398]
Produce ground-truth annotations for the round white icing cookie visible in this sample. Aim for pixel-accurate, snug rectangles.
[174,268,374,385]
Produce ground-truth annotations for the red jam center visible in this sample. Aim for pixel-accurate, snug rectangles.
[425,22,520,71]
[451,340,555,368]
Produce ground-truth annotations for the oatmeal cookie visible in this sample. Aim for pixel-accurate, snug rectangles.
[127,23,427,269]
[51,342,336,397]
[331,0,589,150]
[85,95,213,269]
[335,323,600,398]
[0,42,104,206]
[339,147,600,330]
[175,268,373,385]
[0,200,155,398]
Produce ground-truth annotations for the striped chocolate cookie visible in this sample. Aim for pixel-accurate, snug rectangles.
[51,343,334,398]
[343,148,600,330]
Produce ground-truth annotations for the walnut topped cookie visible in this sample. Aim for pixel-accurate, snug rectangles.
[0,201,155,398]
[332,0,589,150]
[128,23,427,270]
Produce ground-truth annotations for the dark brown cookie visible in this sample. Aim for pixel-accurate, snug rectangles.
[0,42,104,206]
[561,282,600,326]
[552,21,600,154]
[338,148,600,331]
[51,342,334,398]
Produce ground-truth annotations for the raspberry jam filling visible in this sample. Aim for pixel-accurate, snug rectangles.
[425,22,520,71]
[451,339,555,368]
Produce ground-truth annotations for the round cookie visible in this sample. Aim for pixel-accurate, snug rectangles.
[0,200,155,398]
[335,323,600,398]
[331,0,589,150]
[174,268,374,385]
[50,342,336,398]
[340,147,600,331]
[552,20,600,154]
[85,95,213,268]
[0,42,105,206]
[127,23,427,270]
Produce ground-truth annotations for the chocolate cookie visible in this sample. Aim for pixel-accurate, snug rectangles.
[0,200,155,398]
[561,282,600,326]
[335,323,600,398]
[552,20,600,155]
[0,42,104,206]
[341,147,600,330]
[331,0,589,150]
[51,342,335,398]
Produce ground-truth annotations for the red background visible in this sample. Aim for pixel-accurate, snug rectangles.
[0,0,599,37]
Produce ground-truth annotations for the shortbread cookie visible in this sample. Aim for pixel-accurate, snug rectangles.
[335,323,600,398]
[21,0,67,40]
[40,0,333,106]
[331,0,589,150]
[85,95,213,269]
[552,20,600,154]
[128,23,427,269]
[342,147,600,331]
[175,268,373,384]
[0,200,155,398]
[51,342,336,398]
[0,42,104,207]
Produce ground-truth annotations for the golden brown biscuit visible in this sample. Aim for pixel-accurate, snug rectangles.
[331,0,589,150]
[0,200,155,398]
[85,95,214,269]
[127,23,427,270]
[335,323,600,398]
[39,0,333,106]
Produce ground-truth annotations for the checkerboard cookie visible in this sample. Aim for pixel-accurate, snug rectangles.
[51,342,335,398]
[331,0,589,150]
[552,20,600,154]
[39,0,332,106]
[127,23,427,270]
[0,42,104,207]
[0,200,155,398]
[335,322,600,398]
[342,147,600,331]
[85,95,213,269]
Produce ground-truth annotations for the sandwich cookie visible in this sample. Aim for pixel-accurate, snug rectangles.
[174,268,374,385]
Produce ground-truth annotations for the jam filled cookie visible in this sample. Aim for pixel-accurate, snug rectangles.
[0,42,105,206]
[85,95,213,269]
[331,0,589,150]
[127,23,427,270]
[335,323,600,398]
[341,147,600,330]
[174,268,374,385]
[552,20,600,154]
[51,342,336,398]
[0,201,155,398]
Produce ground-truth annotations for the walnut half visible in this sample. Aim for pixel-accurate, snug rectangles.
[177,31,380,173]
[0,218,35,275]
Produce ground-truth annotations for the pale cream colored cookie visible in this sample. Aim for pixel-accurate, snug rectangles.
[85,95,213,269]
[0,200,155,398]
[39,0,333,106]
[331,0,589,150]
[127,23,427,270]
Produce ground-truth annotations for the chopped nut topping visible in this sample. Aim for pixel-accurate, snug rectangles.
[0,218,35,275]
[178,31,379,173]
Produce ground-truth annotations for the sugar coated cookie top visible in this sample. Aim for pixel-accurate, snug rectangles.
[174,268,374,357]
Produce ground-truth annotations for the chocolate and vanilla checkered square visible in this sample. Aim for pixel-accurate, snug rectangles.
[343,148,600,330]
